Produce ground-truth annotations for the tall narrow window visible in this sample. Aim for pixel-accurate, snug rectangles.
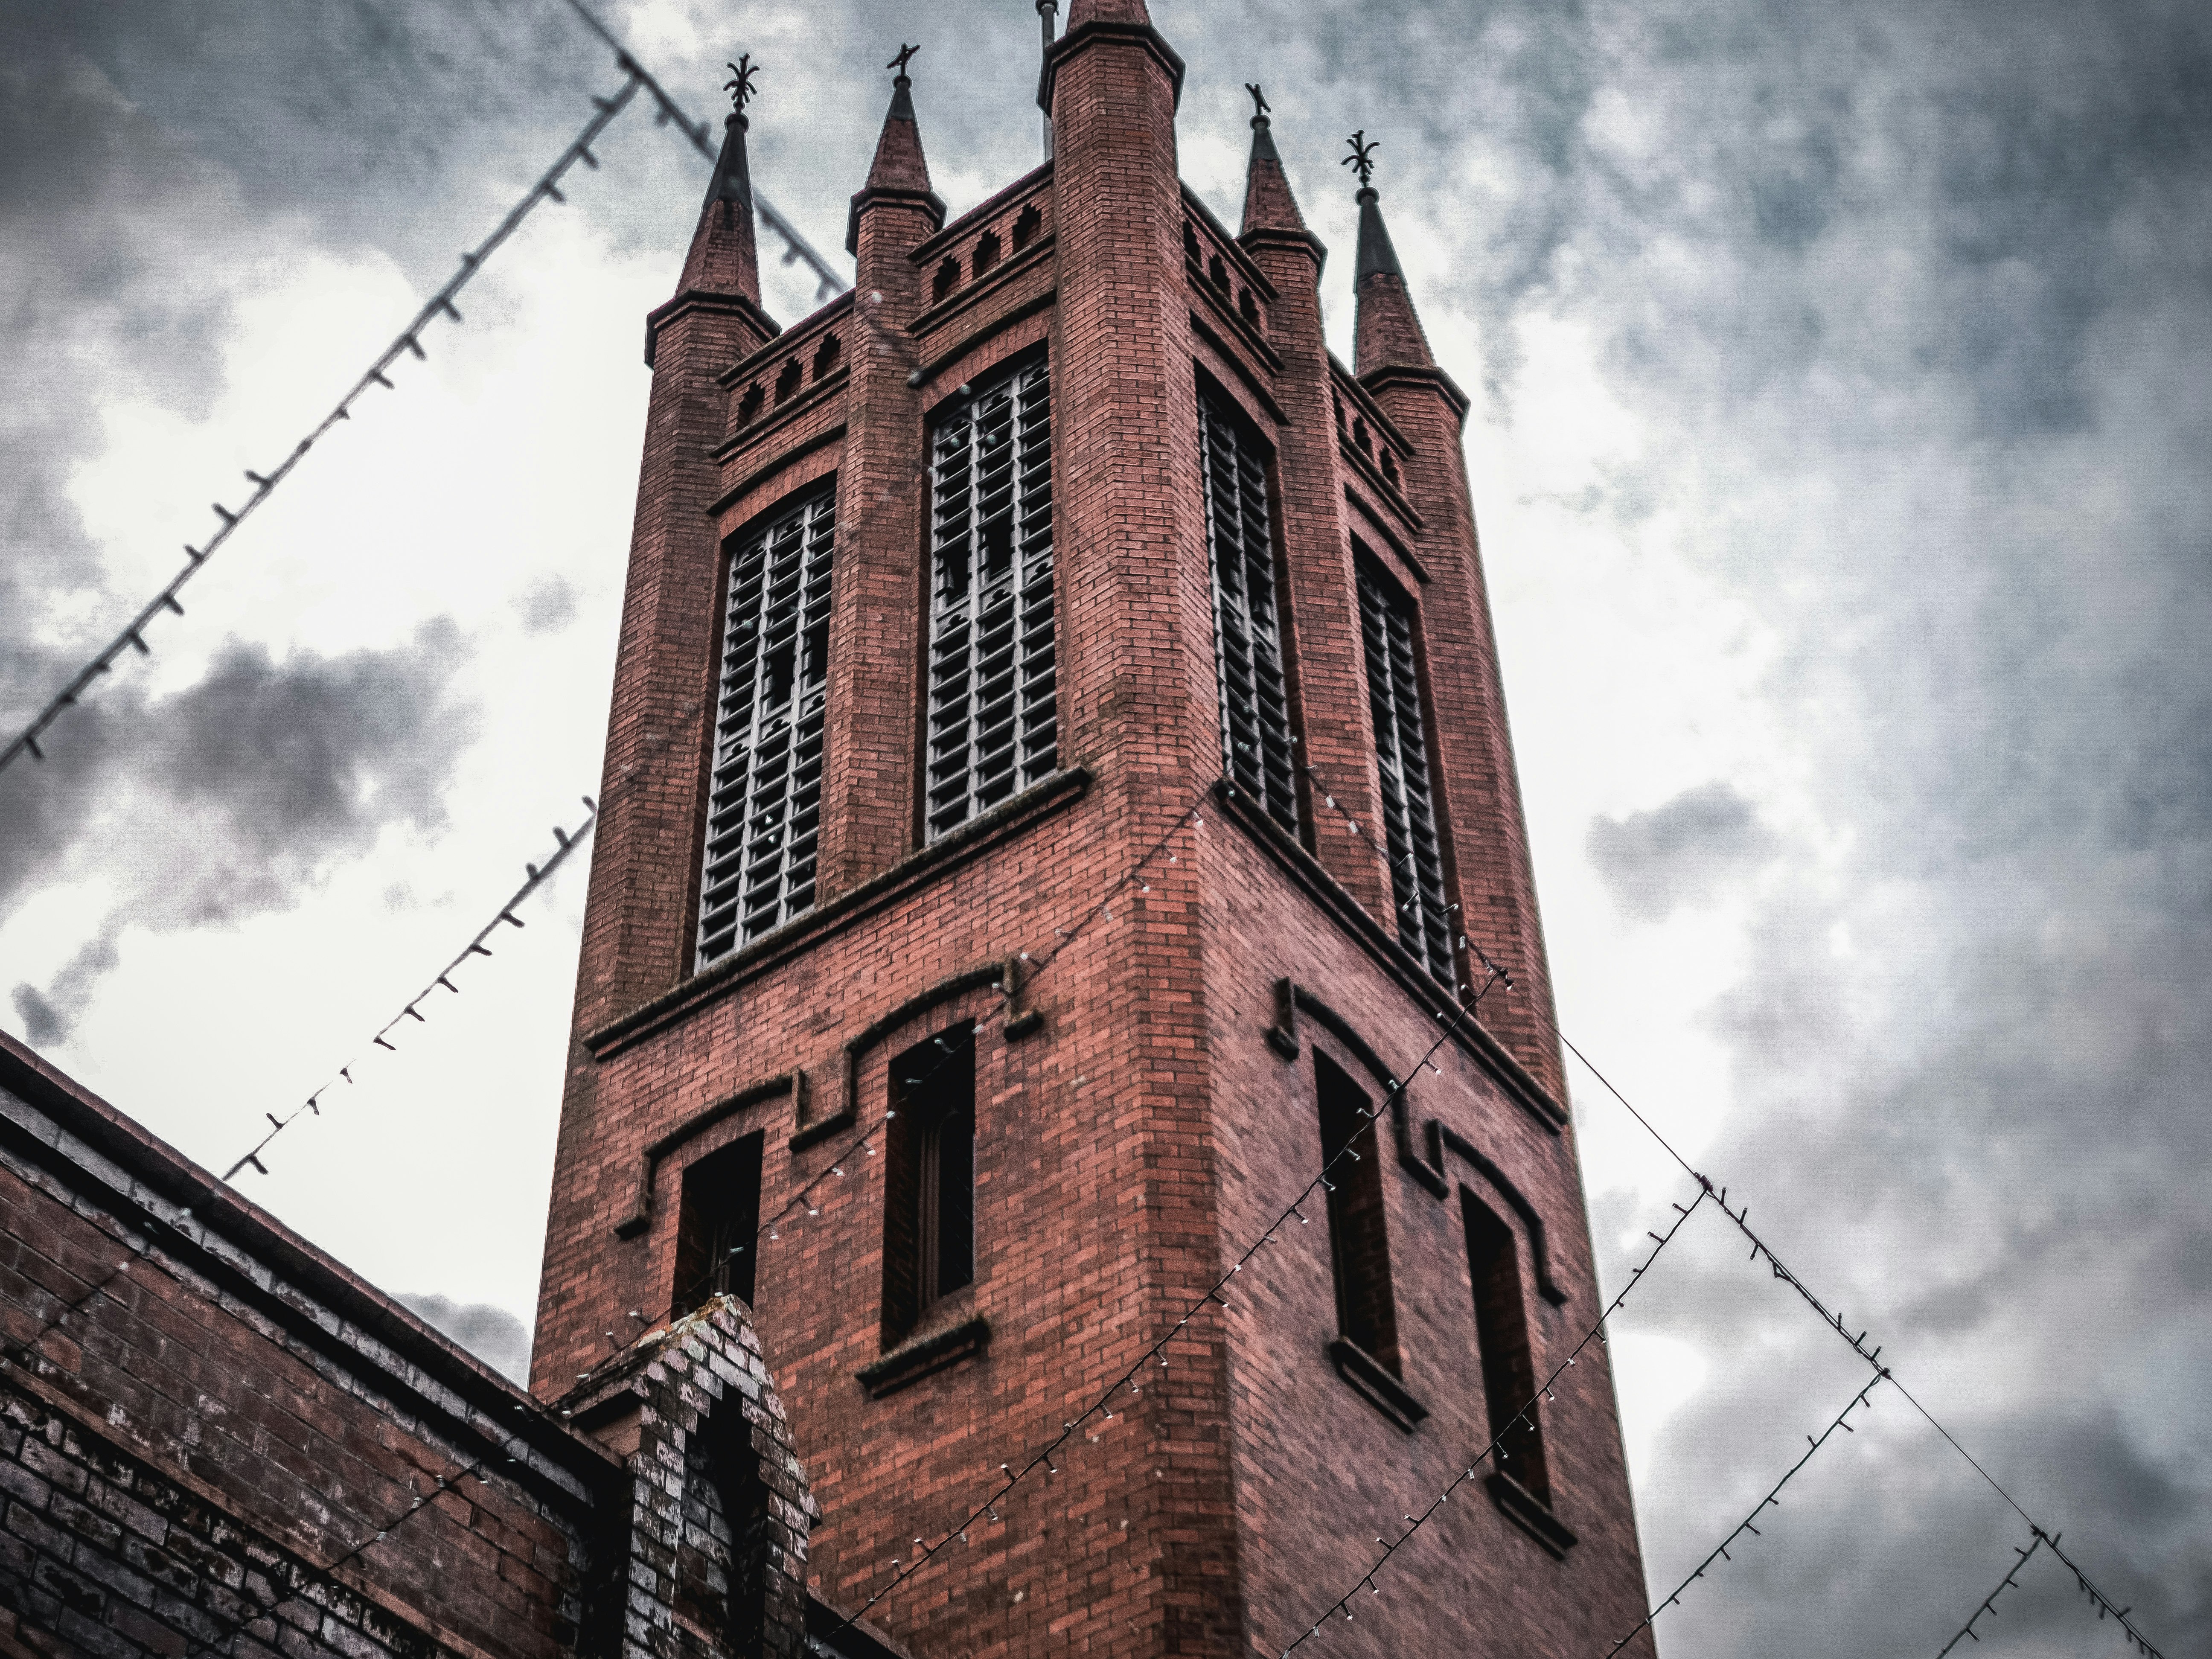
[1356,553,1454,984]
[1316,1052,1399,1373]
[674,1132,765,1316]
[925,358,1057,840]
[683,1399,770,1651]
[698,487,835,965]
[882,1024,977,1339]
[1198,385,1298,833]
[1463,1190,1549,1502]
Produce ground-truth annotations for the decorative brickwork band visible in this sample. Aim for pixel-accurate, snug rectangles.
[612,1071,805,1238]
[792,960,1018,1151]
[1265,977,1568,1304]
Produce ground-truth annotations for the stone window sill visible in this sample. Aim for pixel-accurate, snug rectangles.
[1327,1337,1429,1435]
[857,1315,990,1400]
[1485,1470,1578,1559]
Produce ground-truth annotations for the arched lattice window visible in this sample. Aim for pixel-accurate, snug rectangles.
[1355,550,1453,984]
[697,487,835,964]
[1197,384,1298,832]
[923,355,1057,839]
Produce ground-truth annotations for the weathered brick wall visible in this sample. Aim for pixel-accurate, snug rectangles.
[1,1386,489,1659]
[0,1039,615,1659]
[0,1035,843,1659]
[567,1299,814,1659]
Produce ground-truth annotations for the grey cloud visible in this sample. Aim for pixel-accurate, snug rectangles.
[1589,781,1775,919]
[514,574,577,636]
[1,24,481,1043]
[9,924,121,1048]
[396,1292,532,1385]
[2,623,476,1030]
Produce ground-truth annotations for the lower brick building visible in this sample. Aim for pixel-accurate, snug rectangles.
[0,1032,902,1659]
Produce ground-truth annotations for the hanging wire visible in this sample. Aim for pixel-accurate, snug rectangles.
[1935,1533,2043,1657]
[557,0,848,301]
[611,783,1215,1364]
[1274,1187,1708,1656]
[1508,998,2165,1657]
[1601,1377,1887,1656]
[0,77,646,777]
[219,799,598,1183]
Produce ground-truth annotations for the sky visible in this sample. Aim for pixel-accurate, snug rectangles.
[2,0,2206,1652]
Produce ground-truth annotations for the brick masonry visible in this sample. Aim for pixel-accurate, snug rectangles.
[530,6,1657,1658]
[0,1034,847,1659]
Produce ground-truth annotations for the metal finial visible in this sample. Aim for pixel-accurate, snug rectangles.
[1245,83,1270,120]
[1343,130,1380,189]
[888,43,920,79]
[724,55,759,113]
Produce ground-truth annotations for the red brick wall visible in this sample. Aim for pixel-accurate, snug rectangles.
[534,11,1649,1657]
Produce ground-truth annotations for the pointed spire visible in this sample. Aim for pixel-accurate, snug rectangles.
[677,58,762,300]
[848,47,945,255]
[1343,132,1435,376]
[1238,84,1308,239]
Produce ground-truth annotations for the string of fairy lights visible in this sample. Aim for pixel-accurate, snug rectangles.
[0,3,847,780]
[0,7,2172,1655]
[218,801,597,1184]
[1284,774,2168,1658]
[1936,1534,2044,1658]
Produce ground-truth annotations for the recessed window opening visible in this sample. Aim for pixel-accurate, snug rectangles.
[1013,204,1042,250]
[681,1397,770,1652]
[1356,550,1455,985]
[934,257,960,303]
[696,486,835,965]
[674,1132,765,1316]
[1198,382,1300,835]
[973,231,1001,278]
[1316,1051,1400,1374]
[1463,1190,1549,1503]
[925,355,1058,840]
[882,1023,978,1339]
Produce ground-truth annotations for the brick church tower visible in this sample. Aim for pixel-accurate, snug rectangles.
[535,6,1656,1654]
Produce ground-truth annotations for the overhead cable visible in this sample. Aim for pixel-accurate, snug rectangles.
[219,799,598,1183]
[1533,1011,2165,1657]
[0,77,644,777]
[1601,1377,1887,1656]
[557,0,849,300]
[1936,1533,2043,1657]
[1275,1189,1708,1655]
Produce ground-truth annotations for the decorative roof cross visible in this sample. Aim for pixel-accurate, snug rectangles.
[1343,130,1380,189]
[724,55,759,114]
[888,43,920,79]
[1245,82,1270,120]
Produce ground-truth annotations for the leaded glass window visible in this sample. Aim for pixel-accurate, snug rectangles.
[1356,553,1454,984]
[697,486,835,965]
[924,356,1058,840]
[1198,386,1298,833]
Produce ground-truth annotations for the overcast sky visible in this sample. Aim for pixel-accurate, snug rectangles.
[3,0,2206,1651]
